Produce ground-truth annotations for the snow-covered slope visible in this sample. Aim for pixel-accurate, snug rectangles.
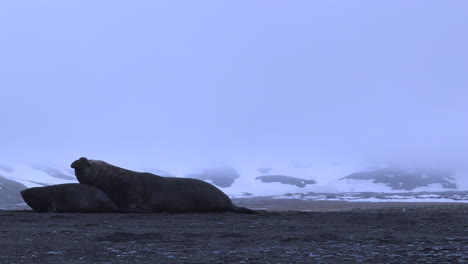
[0,161,77,188]
[0,175,27,209]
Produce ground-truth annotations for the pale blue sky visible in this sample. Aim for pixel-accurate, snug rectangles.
[1,1,467,167]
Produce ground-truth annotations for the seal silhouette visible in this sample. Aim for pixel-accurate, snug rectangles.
[21,183,118,213]
[71,157,256,213]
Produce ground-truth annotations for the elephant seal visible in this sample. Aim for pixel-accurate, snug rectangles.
[71,157,257,214]
[20,183,118,213]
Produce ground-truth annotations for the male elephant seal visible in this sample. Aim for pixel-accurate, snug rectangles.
[71,157,257,214]
[20,183,118,213]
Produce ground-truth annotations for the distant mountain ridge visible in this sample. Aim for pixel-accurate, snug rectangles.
[0,160,466,209]
[0,175,27,208]
[0,162,77,188]
[340,167,457,190]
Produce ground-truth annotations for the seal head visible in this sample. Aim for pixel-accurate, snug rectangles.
[71,157,95,185]
[21,189,50,212]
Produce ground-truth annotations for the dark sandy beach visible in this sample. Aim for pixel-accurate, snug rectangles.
[1,199,467,264]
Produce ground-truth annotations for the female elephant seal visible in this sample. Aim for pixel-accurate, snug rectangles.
[71,157,257,214]
[21,183,118,213]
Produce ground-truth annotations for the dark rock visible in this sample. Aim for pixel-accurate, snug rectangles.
[185,166,240,188]
[255,175,316,188]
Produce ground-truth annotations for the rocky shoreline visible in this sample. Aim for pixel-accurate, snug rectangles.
[1,202,467,263]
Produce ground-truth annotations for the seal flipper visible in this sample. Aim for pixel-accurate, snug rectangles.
[231,205,258,214]
[48,200,57,212]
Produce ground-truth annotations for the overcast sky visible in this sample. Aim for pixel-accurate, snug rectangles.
[1,1,467,168]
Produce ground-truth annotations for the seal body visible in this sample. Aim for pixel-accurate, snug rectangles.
[71,157,256,213]
[20,183,118,213]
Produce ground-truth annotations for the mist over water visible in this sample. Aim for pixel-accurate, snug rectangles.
[1,1,467,182]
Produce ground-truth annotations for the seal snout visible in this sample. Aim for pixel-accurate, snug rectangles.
[20,189,28,201]
[71,157,90,169]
